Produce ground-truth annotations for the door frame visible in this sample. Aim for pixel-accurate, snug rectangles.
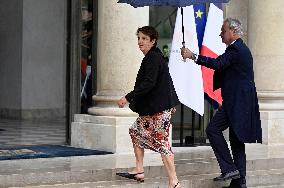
[66,0,81,144]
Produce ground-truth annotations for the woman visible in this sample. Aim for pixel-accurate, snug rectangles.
[117,26,181,188]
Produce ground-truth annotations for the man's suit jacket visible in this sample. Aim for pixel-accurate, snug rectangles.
[196,38,262,143]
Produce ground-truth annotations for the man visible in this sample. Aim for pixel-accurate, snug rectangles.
[181,18,262,188]
[162,44,170,63]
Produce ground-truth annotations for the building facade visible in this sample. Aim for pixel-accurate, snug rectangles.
[72,0,284,153]
[0,0,283,150]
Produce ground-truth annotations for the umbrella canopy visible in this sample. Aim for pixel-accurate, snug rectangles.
[118,0,230,8]
[118,0,230,47]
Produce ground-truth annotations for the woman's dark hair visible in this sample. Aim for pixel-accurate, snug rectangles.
[136,26,159,46]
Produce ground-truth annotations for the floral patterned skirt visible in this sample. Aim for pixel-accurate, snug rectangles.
[129,108,175,156]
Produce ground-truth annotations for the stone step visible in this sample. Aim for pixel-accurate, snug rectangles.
[10,168,284,188]
[246,168,284,187]
[2,156,284,188]
[3,144,284,188]
[251,185,284,188]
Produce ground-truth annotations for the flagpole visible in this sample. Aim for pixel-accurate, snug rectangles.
[180,104,184,145]
[180,7,185,146]
[191,110,195,145]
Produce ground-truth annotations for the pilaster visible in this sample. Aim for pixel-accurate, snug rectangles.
[248,0,284,145]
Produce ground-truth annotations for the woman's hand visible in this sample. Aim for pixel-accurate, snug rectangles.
[117,97,128,108]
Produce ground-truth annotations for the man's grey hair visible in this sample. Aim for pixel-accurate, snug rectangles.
[225,18,244,37]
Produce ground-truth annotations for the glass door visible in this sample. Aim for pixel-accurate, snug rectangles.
[80,0,94,114]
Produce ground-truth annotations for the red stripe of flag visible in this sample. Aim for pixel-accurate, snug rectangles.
[200,45,222,104]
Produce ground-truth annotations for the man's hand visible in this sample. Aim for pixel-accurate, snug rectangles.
[117,96,128,108]
[181,47,194,60]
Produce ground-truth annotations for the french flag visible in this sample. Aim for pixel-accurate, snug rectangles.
[200,3,226,104]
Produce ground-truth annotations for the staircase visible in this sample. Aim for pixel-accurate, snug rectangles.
[1,144,284,188]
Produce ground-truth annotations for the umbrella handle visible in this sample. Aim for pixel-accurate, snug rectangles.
[181,7,185,47]
[182,42,186,62]
[181,7,186,62]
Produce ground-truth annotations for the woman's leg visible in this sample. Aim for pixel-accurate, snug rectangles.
[161,154,180,188]
[128,145,145,180]
[133,145,144,172]
[128,116,145,179]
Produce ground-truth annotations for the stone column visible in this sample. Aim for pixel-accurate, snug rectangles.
[88,0,148,117]
[248,0,284,144]
[71,0,149,153]
[224,0,248,43]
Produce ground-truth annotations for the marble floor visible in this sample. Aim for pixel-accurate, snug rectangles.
[0,119,66,147]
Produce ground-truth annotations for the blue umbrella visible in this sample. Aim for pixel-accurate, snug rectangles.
[118,0,230,47]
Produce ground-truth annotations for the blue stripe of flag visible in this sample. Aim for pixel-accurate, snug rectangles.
[193,3,207,51]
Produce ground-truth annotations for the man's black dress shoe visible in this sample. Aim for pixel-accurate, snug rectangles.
[213,170,240,181]
[116,172,144,182]
[222,178,247,188]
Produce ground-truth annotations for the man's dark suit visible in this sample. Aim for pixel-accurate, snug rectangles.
[196,38,262,186]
